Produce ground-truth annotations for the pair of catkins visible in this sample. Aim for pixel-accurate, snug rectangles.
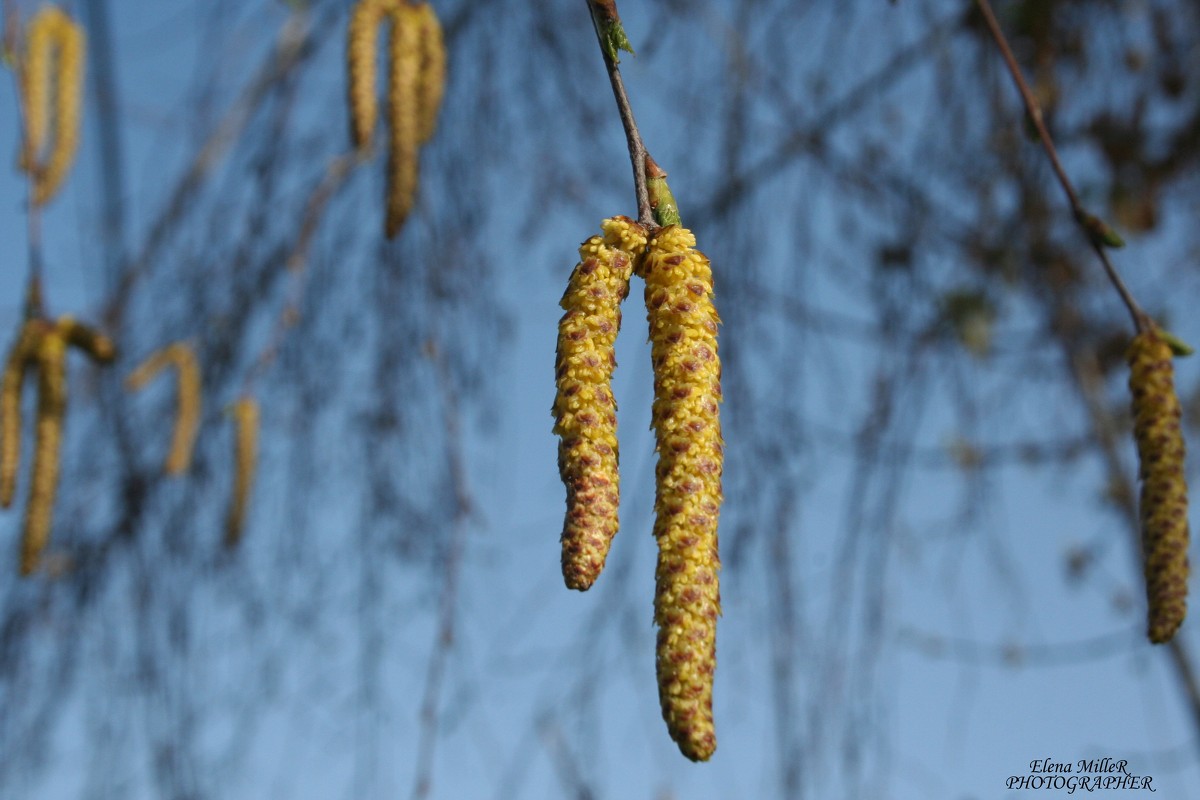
[1,316,112,574]
[347,0,445,238]
[553,217,723,762]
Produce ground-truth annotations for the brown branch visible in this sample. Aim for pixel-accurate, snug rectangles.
[897,626,1138,667]
[584,0,653,227]
[973,0,1146,331]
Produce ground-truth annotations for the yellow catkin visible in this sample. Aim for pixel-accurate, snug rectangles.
[385,4,421,238]
[413,2,445,145]
[20,8,85,207]
[126,343,202,476]
[1128,326,1190,644]
[1,322,46,508]
[59,316,116,363]
[641,224,723,761]
[21,327,67,576]
[553,216,647,591]
[347,0,392,150]
[18,10,53,173]
[225,397,259,548]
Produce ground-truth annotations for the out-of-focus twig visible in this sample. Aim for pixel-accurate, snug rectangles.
[974,0,1146,331]
[104,8,325,329]
[411,339,473,800]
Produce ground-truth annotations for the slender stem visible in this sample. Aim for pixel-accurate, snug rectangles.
[584,0,653,227]
[82,0,129,292]
[974,0,1147,331]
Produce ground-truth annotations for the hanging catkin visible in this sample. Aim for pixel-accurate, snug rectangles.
[553,216,647,590]
[413,2,445,144]
[346,0,391,150]
[126,343,202,476]
[1,322,46,508]
[385,3,421,238]
[59,316,115,363]
[640,224,723,762]
[1128,326,1190,644]
[21,325,67,576]
[18,11,52,174]
[225,397,259,548]
[19,7,85,207]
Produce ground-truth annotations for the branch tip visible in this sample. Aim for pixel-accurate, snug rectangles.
[588,0,633,64]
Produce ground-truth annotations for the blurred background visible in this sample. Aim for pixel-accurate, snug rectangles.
[1,0,1199,797]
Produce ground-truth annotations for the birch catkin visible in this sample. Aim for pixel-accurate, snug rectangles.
[19,7,85,207]
[1128,326,1190,644]
[413,2,446,144]
[553,216,647,590]
[21,326,67,576]
[59,316,115,363]
[126,343,202,476]
[641,224,723,762]
[1,322,45,508]
[385,4,421,238]
[346,0,391,150]
[19,11,53,174]
[225,397,259,548]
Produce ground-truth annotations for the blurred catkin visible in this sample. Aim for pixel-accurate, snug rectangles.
[345,0,443,237]
[385,4,421,238]
[346,0,389,150]
[21,326,67,576]
[640,225,723,761]
[1,322,46,508]
[553,216,647,591]
[225,397,259,548]
[18,11,52,173]
[19,7,85,207]
[1128,326,1190,644]
[126,343,201,476]
[59,316,115,363]
[413,2,445,144]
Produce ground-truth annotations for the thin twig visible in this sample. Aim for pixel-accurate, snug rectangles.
[584,0,653,227]
[974,0,1146,331]
[102,9,321,330]
[411,339,473,800]
[82,0,129,292]
[243,149,362,392]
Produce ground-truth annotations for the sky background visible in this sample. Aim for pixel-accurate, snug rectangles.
[0,1,1198,798]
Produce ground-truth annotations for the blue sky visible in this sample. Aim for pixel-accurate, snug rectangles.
[1,1,1198,798]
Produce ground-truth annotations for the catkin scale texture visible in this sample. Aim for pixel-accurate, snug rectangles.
[21,329,67,576]
[641,225,723,762]
[225,398,259,548]
[126,344,201,476]
[385,5,421,238]
[1129,327,1190,644]
[413,3,445,144]
[553,217,647,591]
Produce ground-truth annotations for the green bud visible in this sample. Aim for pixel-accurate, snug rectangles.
[648,176,681,227]
[1160,329,1195,357]
[1080,211,1125,249]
